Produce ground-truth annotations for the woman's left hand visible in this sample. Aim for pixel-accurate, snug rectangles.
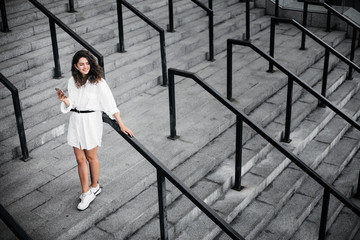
[120,125,134,137]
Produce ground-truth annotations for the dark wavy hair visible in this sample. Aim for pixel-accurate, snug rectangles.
[71,50,103,88]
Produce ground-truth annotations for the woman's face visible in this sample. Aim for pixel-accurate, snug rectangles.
[75,57,90,77]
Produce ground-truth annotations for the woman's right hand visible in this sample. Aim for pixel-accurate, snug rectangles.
[56,89,70,107]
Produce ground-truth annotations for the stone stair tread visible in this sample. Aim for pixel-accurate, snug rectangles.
[173,42,360,240]
[288,132,360,240]
[117,31,358,239]
[0,1,262,129]
[1,0,360,239]
[201,89,360,240]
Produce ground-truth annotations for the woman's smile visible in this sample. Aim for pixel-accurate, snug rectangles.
[75,57,91,77]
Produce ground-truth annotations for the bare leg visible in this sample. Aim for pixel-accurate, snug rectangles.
[74,147,90,193]
[85,146,99,188]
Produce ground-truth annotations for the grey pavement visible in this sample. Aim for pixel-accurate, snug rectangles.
[1,0,360,239]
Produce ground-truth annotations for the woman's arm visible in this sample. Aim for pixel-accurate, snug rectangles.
[113,112,134,137]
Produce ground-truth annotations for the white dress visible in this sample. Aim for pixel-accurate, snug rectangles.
[60,77,119,150]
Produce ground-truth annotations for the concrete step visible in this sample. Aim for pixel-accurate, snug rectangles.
[0,0,250,96]
[0,19,339,239]
[149,54,360,240]
[243,112,360,240]
[0,2,263,162]
[0,2,358,240]
[0,0,237,64]
[0,0,245,80]
[291,189,360,239]
[72,27,356,239]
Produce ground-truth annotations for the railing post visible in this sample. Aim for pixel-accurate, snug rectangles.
[275,0,279,17]
[319,48,329,107]
[355,170,360,199]
[98,56,105,79]
[167,0,175,32]
[117,0,125,53]
[245,0,250,41]
[227,40,233,101]
[348,27,356,80]
[318,189,330,240]
[13,90,30,161]
[0,0,10,32]
[233,115,244,191]
[157,170,169,240]
[168,70,178,139]
[207,10,215,61]
[301,2,308,50]
[268,18,275,73]
[282,77,293,143]
[68,0,76,12]
[160,30,168,86]
[208,0,213,9]
[326,9,331,32]
[49,19,62,78]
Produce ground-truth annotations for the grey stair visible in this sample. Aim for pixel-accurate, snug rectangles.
[0,0,260,163]
[73,25,355,240]
[1,1,359,240]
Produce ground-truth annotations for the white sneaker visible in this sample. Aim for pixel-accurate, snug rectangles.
[90,184,102,196]
[79,184,101,199]
[77,190,95,211]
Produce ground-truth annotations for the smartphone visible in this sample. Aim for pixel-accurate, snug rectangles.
[55,88,63,94]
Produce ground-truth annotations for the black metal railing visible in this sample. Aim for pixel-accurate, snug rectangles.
[117,0,168,85]
[302,1,360,79]
[0,0,10,32]
[0,73,29,161]
[102,113,244,240]
[168,67,360,240]
[68,0,76,12]
[167,0,214,61]
[0,204,32,239]
[28,0,105,78]
[228,38,360,143]
[245,0,250,40]
[269,17,360,106]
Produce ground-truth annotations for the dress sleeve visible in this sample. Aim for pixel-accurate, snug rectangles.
[98,79,120,119]
[60,77,74,113]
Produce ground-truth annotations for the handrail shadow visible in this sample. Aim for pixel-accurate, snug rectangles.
[0,204,32,239]
[102,113,244,239]
[168,67,360,239]
[116,0,168,86]
[28,0,105,78]
[302,1,360,79]
[167,0,214,61]
[0,73,29,161]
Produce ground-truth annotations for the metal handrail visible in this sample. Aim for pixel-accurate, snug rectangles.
[0,0,10,32]
[0,204,32,239]
[228,38,360,143]
[168,67,360,240]
[102,113,244,240]
[167,0,214,61]
[269,17,360,110]
[117,0,168,86]
[28,0,105,78]
[302,1,360,79]
[0,73,29,161]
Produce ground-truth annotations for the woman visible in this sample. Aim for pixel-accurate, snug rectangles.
[57,50,133,211]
